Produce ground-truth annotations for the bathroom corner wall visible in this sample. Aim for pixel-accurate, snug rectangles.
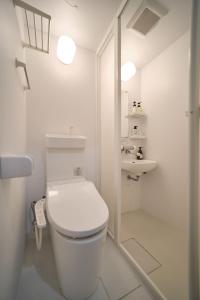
[0,1,27,299]
[141,32,190,230]
[26,35,96,233]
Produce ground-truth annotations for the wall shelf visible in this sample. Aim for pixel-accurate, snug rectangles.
[129,135,146,140]
[126,112,146,118]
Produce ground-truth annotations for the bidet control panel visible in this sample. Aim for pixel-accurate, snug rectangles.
[34,199,46,229]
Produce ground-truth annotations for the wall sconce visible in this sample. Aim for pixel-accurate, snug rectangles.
[121,61,136,82]
[57,35,77,64]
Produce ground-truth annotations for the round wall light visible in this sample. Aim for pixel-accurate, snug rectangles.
[57,35,77,64]
[121,61,136,82]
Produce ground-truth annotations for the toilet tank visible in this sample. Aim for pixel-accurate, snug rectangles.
[46,134,86,182]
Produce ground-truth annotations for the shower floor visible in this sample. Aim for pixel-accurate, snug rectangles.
[120,210,188,300]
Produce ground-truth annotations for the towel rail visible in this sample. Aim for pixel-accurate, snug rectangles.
[15,59,31,90]
[13,0,51,54]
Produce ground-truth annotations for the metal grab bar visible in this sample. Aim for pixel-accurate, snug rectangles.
[15,59,31,90]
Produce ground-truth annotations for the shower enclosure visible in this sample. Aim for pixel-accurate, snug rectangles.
[97,0,200,299]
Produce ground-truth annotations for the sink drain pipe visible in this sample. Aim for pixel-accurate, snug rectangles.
[127,174,140,181]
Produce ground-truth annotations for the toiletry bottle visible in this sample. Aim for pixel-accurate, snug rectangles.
[136,146,143,160]
[137,102,142,113]
[133,125,138,135]
[132,101,137,114]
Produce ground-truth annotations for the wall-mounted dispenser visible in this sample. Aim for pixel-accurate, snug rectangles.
[0,155,33,179]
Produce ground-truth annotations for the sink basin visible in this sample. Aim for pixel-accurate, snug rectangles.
[121,159,157,174]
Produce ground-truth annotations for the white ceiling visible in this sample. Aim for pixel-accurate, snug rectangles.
[24,0,122,51]
[22,0,191,64]
[121,0,191,68]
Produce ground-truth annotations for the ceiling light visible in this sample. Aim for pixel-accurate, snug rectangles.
[121,62,136,82]
[57,35,77,64]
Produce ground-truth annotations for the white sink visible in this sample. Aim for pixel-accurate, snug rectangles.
[121,159,157,175]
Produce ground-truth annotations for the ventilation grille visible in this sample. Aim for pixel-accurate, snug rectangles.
[131,7,160,35]
[127,0,168,36]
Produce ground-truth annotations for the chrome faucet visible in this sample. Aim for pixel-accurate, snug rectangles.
[121,145,137,154]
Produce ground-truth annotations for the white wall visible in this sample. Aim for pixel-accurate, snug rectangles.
[141,32,190,229]
[0,1,26,299]
[26,35,96,232]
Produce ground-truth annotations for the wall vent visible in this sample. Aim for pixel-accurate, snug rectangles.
[127,0,168,36]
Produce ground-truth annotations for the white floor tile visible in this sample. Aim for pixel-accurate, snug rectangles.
[17,235,146,300]
[121,287,155,300]
[122,239,161,274]
[16,266,64,300]
[23,236,61,293]
[17,267,110,300]
[101,237,141,300]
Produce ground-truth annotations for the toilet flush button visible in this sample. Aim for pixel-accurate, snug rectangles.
[73,167,82,176]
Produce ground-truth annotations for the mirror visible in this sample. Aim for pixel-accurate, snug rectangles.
[121,91,128,137]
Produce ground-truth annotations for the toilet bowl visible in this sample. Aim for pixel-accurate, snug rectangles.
[46,178,109,300]
[45,134,109,300]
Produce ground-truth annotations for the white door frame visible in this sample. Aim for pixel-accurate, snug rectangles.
[96,23,121,242]
[95,0,128,243]
[188,0,200,299]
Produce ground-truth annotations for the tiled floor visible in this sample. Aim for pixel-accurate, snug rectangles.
[122,238,161,274]
[121,210,188,300]
[16,234,155,300]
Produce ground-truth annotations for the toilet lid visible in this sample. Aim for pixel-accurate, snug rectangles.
[46,179,109,239]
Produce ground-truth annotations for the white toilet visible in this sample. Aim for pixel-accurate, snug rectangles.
[45,134,109,300]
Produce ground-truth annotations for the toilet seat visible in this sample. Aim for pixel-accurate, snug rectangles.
[46,179,109,239]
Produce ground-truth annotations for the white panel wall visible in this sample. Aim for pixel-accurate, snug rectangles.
[26,35,96,233]
[121,171,141,213]
[100,37,116,233]
[141,32,190,229]
[0,1,26,299]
